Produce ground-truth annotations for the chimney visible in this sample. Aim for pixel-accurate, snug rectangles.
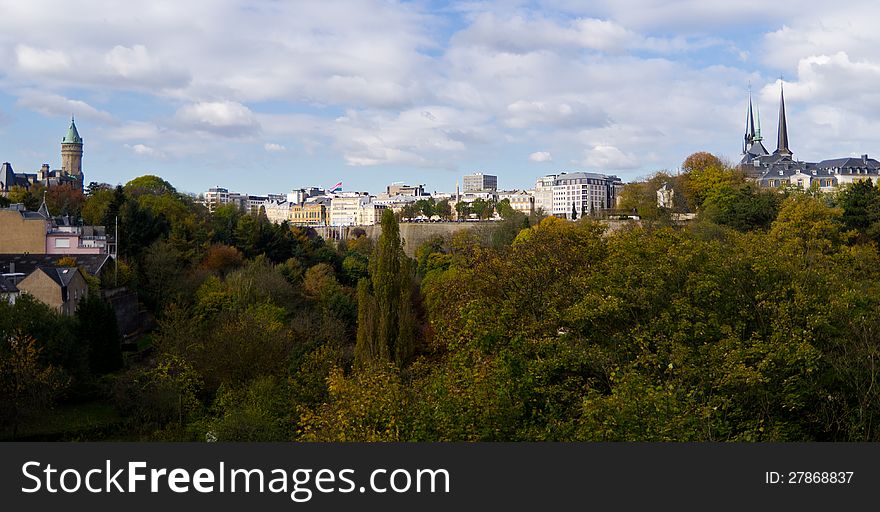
[862,154,869,164]
[9,262,14,274]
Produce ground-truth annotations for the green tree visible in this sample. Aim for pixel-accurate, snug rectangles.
[680,152,740,210]
[471,198,490,220]
[702,183,781,231]
[837,180,880,242]
[82,187,115,226]
[0,334,68,439]
[355,209,416,367]
[124,175,177,197]
[436,199,453,221]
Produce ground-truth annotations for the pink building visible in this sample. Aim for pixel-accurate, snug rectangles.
[46,225,107,254]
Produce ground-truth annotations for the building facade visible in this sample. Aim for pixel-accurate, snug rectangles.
[533,175,556,214]
[463,173,498,192]
[498,190,535,215]
[549,172,622,218]
[329,193,371,226]
[16,266,88,316]
[386,183,425,197]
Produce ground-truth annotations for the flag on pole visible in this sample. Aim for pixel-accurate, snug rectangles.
[330,181,343,193]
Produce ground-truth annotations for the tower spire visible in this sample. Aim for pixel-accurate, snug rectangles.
[743,87,755,154]
[774,80,791,156]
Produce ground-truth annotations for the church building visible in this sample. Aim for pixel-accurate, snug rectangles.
[739,84,880,190]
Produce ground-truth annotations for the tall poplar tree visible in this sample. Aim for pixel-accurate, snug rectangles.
[355,209,416,367]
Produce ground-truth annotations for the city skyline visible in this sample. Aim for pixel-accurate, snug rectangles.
[2,1,880,195]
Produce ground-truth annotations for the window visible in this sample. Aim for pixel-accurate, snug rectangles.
[54,238,71,248]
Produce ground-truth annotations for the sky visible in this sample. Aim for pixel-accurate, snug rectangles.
[1,0,879,196]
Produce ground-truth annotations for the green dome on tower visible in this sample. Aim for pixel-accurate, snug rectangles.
[62,116,83,144]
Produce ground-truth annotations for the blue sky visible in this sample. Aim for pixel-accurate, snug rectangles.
[2,0,880,196]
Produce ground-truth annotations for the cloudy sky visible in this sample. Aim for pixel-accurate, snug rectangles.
[0,0,878,195]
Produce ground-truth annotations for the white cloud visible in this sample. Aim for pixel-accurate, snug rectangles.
[125,143,163,157]
[15,90,113,122]
[14,45,70,74]
[264,143,287,152]
[582,144,640,170]
[505,99,608,129]
[529,151,552,162]
[333,106,491,167]
[104,121,162,141]
[174,101,260,137]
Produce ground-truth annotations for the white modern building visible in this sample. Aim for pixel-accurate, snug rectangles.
[549,172,623,218]
[204,187,246,213]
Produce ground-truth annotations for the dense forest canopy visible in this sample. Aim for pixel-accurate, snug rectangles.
[4,156,880,441]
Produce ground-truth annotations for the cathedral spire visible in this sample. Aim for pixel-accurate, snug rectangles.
[774,81,791,156]
[743,88,755,153]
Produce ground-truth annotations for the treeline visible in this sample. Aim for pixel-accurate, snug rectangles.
[6,157,880,441]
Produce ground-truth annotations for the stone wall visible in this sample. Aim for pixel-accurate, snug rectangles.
[318,219,639,256]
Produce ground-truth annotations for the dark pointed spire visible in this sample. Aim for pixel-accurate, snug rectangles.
[743,87,756,154]
[774,81,792,156]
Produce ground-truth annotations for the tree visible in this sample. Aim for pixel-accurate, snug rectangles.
[415,198,436,218]
[496,198,516,219]
[455,201,472,219]
[6,185,42,211]
[124,175,177,197]
[46,183,85,219]
[76,294,122,374]
[702,183,781,231]
[571,203,578,220]
[436,200,453,221]
[355,209,416,367]
[680,152,740,211]
[837,180,880,243]
[471,198,490,220]
[400,204,418,220]
[0,334,68,439]
[82,187,115,226]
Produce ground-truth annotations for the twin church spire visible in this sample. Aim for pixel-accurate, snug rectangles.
[743,81,789,159]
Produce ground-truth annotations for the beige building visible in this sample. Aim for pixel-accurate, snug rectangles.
[263,201,328,226]
[0,206,49,253]
[498,190,535,215]
[17,266,88,316]
[290,202,327,226]
[358,203,388,226]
